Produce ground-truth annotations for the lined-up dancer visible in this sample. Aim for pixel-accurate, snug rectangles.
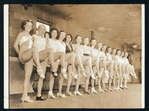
[81,37,96,95]
[105,47,115,91]
[115,49,123,91]
[56,31,78,98]
[123,52,137,89]
[97,43,107,93]
[89,38,101,94]
[72,35,93,96]
[119,51,125,90]
[14,20,45,103]
[47,28,67,99]
[111,48,119,91]
[33,25,57,101]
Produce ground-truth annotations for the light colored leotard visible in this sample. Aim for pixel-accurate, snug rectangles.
[55,40,66,53]
[32,35,46,52]
[106,53,112,61]
[90,48,99,57]
[99,51,107,59]
[72,44,84,56]
[82,45,91,55]
[19,35,33,64]
[47,39,59,52]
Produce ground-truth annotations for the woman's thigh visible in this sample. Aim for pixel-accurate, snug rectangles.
[39,49,49,61]
[92,58,98,66]
[65,53,74,61]
[82,56,91,65]
[21,48,34,63]
[53,52,64,61]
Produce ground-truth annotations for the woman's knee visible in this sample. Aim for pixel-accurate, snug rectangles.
[32,47,38,52]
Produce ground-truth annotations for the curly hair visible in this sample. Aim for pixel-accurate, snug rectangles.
[49,28,59,39]
[21,20,33,30]
[63,34,73,43]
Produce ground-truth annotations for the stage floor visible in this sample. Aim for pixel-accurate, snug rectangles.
[9,84,142,108]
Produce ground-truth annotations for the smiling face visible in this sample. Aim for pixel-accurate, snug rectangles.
[98,43,102,50]
[117,50,121,55]
[51,30,58,39]
[121,52,124,56]
[59,32,66,40]
[24,22,33,32]
[108,47,112,53]
[84,38,89,45]
[91,40,96,47]
[66,35,72,43]
[38,25,46,35]
[76,36,82,44]
[112,49,116,55]
[102,45,107,52]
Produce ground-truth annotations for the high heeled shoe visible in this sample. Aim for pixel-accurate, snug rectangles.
[71,72,78,79]
[48,93,56,99]
[109,88,113,91]
[98,89,104,93]
[65,92,74,96]
[91,88,98,94]
[124,86,128,89]
[37,66,45,79]
[90,73,96,79]
[74,91,83,96]
[57,93,66,98]
[21,96,33,103]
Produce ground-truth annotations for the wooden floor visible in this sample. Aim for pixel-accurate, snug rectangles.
[9,84,142,108]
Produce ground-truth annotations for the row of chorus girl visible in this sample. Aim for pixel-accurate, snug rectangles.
[14,20,137,103]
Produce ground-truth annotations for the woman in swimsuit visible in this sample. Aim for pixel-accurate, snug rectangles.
[115,49,123,90]
[119,51,125,89]
[46,28,67,99]
[97,43,107,93]
[14,20,45,103]
[123,52,137,89]
[111,48,119,91]
[81,37,97,94]
[64,34,85,96]
[105,47,115,91]
[72,35,93,96]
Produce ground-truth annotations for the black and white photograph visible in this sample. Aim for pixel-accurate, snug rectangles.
[4,4,144,108]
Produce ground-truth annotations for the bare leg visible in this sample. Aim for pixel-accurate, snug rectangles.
[21,59,33,102]
[66,65,73,93]
[75,66,82,92]
[91,66,97,89]
[37,61,47,97]
[58,72,64,94]
[75,54,85,72]
[22,47,41,67]
[98,68,104,92]
[65,53,76,75]
[84,65,90,92]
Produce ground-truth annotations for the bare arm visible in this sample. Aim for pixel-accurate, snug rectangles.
[13,32,23,54]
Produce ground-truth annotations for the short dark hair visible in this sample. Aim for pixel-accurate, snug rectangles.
[21,20,33,30]
[116,49,121,55]
[49,28,59,39]
[57,30,66,40]
[90,38,96,42]
[75,35,81,40]
[106,46,111,53]
[63,34,73,43]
